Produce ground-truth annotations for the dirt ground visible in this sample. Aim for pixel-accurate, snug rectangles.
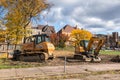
[82,74,120,80]
[4,50,120,80]
[9,50,119,66]
[53,50,120,80]
[64,74,120,80]
[47,50,119,66]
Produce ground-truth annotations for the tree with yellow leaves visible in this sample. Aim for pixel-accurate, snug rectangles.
[0,0,49,49]
[0,29,6,42]
[71,29,92,46]
[0,0,48,45]
[2,0,48,29]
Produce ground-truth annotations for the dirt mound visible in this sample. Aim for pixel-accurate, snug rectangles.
[111,55,120,62]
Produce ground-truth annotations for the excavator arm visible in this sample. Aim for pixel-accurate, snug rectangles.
[94,38,105,57]
[86,37,105,57]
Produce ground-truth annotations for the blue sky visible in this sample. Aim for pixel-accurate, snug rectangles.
[35,0,120,34]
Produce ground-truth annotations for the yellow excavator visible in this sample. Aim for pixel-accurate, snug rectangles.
[74,37,105,62]
[13,34,55,61]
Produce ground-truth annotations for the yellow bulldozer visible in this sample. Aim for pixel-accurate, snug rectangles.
[13,34,55,61]
[74,37,105,62]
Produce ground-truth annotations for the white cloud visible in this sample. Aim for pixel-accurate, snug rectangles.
[39,0,120,33]
[106,21,114,27]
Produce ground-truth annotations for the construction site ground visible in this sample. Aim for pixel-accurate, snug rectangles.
[0,50,120,80]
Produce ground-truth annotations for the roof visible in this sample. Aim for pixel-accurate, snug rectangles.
[57,25,77,33]
[42,25,55,33]
[32,25,55,34]
[32,25,44,29]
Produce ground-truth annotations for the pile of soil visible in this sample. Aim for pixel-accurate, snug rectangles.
[110,55,120,62]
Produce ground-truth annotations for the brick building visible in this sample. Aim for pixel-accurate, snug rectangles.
[57,25,79,46]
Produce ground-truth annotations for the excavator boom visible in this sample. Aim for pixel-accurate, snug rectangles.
[86,37,105,56]
[94,38,105,57]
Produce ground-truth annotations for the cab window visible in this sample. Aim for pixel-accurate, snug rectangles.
[37,36,42,44]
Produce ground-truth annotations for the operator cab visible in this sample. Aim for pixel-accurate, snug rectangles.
[25,34,50,44]
[80,40,89,49]
[33,34,50,44]
[80,40,93,54]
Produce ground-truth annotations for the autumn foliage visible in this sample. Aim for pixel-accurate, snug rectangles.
[50,33,59,47]
[71,29,92,46]
[0,29,6,42]
[50,33,69,48]
[58,34,69,48]
[0,0,48,49]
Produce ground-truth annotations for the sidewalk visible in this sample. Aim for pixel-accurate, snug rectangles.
[0,63,120,79]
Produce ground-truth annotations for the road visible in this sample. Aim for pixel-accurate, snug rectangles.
[0,63,120,80]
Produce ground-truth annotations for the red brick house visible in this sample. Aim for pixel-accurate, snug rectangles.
[57,25,79,46]
[57,25,78,36]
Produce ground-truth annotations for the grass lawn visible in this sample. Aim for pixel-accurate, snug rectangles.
[100,50,120,55]
[0,58,47,69]
[0,59,32,69]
